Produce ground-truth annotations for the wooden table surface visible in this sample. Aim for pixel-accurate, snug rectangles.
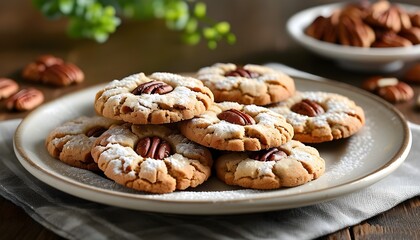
[1,0,420,239]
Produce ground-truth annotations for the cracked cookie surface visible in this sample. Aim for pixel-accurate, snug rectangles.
[269,91,365,143]
[196,63,295,106]
[94,72,214,124]
[179,102,294,151]
[91,123,213,194]
[45,116,121,171]
[216,140,325,189]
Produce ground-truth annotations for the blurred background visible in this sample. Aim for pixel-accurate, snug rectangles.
[1,0,419,82]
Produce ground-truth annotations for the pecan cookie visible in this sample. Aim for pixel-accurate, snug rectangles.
[91,123,213,194]
[46,116,121,171]
[196,63,295,105]
[269,91,365,143]
[94,72,214,124]
[216,140,325,189]
[179,102,294,151]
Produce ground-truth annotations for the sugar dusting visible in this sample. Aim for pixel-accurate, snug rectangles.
[323,123,373,179]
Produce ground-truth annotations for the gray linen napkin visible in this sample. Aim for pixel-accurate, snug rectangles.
[1,66,419,239]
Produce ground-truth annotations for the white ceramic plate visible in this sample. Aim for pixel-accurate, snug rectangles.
[287,3,420,72]
[14,78,411,215]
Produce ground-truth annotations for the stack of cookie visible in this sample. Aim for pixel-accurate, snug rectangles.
[46,72,214,194]
[184,63,328,190]
[46,63,365,194]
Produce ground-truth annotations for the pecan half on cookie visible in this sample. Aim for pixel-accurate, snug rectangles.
[180,101,294,151]
[217,109,256,126]
[135,136,172,160]
[22,54,84,87]
[362,76,413,103]
[0,78,19,100]
[290,99,325,117]
[132,81,173,95]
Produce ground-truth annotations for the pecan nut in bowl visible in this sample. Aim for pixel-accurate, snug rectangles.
[361,76,399,91]
[41,63,85,87]
[399,27,420,45]
[305,14,339,43]
[372,32,412,48]
[362,76,414,103]
[411,12,420,27]
[365,4,407,33]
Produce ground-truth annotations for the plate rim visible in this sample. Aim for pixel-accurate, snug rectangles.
[13,77,412,214]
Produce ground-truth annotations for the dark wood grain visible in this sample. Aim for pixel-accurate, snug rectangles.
[0,198,62,240]
[1,0,420,239]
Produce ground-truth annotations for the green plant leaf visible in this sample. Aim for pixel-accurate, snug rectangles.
[194,2,206,18]
[33,0,235,48]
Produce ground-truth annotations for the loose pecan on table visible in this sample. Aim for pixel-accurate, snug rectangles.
[0,78,19,100]
[378,82,414,103]
[361,76,399,92]
[305,1,420,48]
[305,13,340,43]
[338,14,375,47]
[5,88,44,111]
[410,12,420,27]
[22,55,84,87]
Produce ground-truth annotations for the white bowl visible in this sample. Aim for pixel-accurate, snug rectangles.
[287,2,420,72]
